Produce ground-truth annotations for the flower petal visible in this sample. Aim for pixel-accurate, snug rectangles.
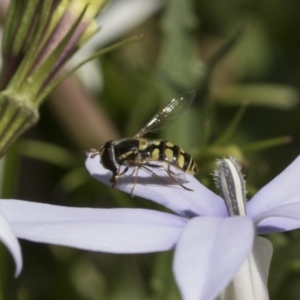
[248,155,300,218]
[0,200,186,253]
[220,236,272,300]
[254,202,300,234]
[95,0,165,48]
[86,154,226,218]
[0,211,22,277]
[173,216,254,300]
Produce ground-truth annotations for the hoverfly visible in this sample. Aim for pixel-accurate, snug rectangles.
[90,90,199,195]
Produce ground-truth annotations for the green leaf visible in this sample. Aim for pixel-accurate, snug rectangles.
[59,167,90,192]
[242,136,292,153]
[214,102,248,145]
[158,0,203,89]
[150,252,181,300]
[41,35,144,101]
[1,143,21,198]
[213,84,299,110]
[19,140,78,168]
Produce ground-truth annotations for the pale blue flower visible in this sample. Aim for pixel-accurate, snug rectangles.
[1,154,300,300]
[83,154,300,299]
[0,211,22,277]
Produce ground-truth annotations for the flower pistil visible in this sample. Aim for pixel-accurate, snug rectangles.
[214,157,247,217]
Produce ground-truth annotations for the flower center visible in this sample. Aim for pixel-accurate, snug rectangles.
[214,157,247,216]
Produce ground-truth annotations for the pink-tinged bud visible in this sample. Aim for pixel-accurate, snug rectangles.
[0,0,109,157]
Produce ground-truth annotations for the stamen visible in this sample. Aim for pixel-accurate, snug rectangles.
[213,157,247,216]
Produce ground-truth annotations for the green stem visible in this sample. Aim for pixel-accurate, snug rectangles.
[0,91,38,158]
[39,34,144,101]
[241,136,292,153]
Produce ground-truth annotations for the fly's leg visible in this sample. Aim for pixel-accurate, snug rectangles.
[146,163,163,169]
[167,165,193,191]
[129,167,136,176]
[111,175,117,188]
[90,148,100,158]
[111,167,128,188]
[130,167,139,196]
[117,167,129,178]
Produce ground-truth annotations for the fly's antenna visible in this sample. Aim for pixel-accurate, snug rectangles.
[90,148,100,159]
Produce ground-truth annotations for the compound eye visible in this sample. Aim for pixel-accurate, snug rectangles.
[100,143,118,174]
[102,140,114,146]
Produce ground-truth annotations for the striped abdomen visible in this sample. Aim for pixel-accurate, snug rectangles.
[138,139,198,175]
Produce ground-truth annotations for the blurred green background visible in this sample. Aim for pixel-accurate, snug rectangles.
[2,0,300,299]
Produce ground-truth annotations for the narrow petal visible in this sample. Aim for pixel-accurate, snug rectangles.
[220,236,272,300]
[0,211,22,277]
[173,216,254,300]
[86,154,226,218]
[254,202,300,234]
[0,200,186,253]
[94,0,165,47]
[248,155,300,218]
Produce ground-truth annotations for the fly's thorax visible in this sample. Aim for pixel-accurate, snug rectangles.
[114,138,140,164]
[138,138,150,151]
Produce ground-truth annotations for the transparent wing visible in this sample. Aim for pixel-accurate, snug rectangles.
[127,158,190,187]
[147,163,187,182]
[140,163,192,191]
[134,90,196,138]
